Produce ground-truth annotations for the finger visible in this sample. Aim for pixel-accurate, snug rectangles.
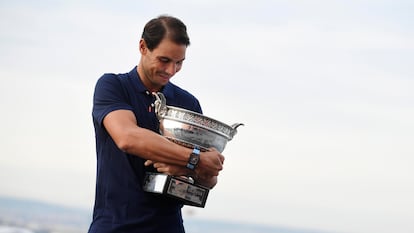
[156,167,172,176]
[144,160,153,166]
[153,162,166,169]
[156,166,165,172]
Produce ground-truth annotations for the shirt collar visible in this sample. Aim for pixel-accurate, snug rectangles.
[129,66,174,99]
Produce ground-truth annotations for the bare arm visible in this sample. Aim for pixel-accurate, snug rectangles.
[145,157,220,188]
[103,109,224,177]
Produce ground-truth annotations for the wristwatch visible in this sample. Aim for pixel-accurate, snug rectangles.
[186,146,200,170]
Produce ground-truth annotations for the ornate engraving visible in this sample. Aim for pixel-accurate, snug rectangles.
[153,92,243,152]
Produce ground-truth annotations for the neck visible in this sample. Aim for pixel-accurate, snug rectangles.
[136,66,161,93]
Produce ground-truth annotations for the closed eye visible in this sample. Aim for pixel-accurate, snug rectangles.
[158,57,171,63]
[158,56,185,66]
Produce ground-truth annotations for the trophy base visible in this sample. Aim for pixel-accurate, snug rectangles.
[143,172,210,208]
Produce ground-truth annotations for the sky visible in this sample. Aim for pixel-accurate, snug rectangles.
[0,0,413,233]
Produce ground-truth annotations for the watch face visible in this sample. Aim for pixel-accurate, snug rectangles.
[189,154,199,164]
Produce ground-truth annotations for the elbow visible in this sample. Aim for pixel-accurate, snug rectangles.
[113,133,136,153]
[197,176,218,189]
[116,139,131,153]
[114,133,146,155]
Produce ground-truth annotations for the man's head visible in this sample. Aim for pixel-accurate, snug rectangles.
[141,15,190,51]
[138,15,190,92]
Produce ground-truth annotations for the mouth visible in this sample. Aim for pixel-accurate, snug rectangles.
[158,72,171,81]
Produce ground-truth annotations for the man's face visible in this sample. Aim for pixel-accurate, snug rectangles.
[139,38,187,92]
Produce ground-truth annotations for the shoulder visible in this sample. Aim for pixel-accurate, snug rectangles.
[94,72,133,93]
[169,82,197,100]
[93,72,133,102]
[95,73,127,86]
[165,82,202,113]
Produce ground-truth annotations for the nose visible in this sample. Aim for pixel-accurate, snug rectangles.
[166,62,178,76]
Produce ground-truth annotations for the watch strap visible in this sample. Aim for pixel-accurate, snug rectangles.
[186,146,200,170]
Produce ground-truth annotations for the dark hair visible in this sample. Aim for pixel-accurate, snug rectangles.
[141,15,190,51]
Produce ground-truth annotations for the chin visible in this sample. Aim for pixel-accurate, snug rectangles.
[160,78,170,85]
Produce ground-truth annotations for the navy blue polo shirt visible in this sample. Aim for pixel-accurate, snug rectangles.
[88,67,202,233]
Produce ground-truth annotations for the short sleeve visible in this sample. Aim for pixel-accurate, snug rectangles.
[92,73,134,127]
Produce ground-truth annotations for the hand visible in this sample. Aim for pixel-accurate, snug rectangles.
[195,175,218,189]
[144,160,188,177]
[196,148,225,177]
[145,160,218,188]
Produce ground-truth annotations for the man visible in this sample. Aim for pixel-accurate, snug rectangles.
[88,15,225,233]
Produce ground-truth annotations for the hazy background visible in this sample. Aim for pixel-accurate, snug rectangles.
[1,1,413,233]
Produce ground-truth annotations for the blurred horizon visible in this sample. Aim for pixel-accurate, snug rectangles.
[1,1,413,233]
[0,195,333,233]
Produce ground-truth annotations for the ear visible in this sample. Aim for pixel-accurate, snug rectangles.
[139,39,147,54]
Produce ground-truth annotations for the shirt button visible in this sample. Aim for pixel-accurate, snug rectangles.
[145,91,150,95]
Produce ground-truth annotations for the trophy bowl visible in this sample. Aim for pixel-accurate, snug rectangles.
[153,92,243,152]
[144,92,243,207]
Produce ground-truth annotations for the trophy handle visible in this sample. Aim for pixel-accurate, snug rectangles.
[231,123,244,129]
[152,92,167,118]
[229,123,244,139]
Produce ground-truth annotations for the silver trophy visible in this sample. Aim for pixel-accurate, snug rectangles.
[142,92,243,207]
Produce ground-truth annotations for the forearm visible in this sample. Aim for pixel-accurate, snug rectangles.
[104,109,224,177]
[104,109,192,166]
[120,126,192,166]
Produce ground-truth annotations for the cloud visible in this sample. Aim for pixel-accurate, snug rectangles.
[1,1,414,233]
